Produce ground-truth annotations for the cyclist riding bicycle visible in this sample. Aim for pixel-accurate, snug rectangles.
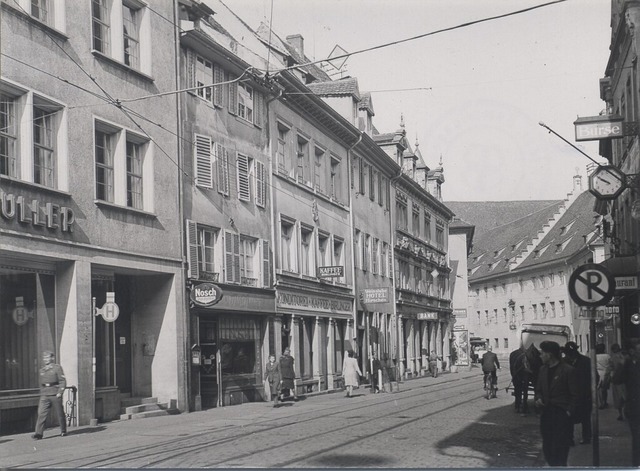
[481,345,501,391]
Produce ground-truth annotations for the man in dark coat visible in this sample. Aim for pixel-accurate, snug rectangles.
[563,341,592,445]
[279,347,298,401]
[624,342,640,467]
[32,351,67,440]
[481,346,500,390]
[535,340,578,466]
[510,345,529,413]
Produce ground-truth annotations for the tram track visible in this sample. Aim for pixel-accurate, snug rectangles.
[43,373,509,468]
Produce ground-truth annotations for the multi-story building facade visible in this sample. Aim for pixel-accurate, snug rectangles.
[1,0,187,432]
[599,0,640,345]
[458,179,605,357]
[375,127,454,376]
[177,1,276,409]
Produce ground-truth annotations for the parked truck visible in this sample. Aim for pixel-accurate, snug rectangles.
[518,323,572,349]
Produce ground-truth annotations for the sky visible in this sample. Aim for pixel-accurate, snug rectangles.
[225,0,612,202]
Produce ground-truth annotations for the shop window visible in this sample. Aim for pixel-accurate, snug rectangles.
[219,317,258,378]
[1,272,55,391]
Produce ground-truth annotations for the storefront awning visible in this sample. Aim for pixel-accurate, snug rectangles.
[600,255,639,275]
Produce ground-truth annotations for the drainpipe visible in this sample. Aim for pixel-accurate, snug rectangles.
[173,0,189,413]
[347,132,362,365]
[389,169,403,386]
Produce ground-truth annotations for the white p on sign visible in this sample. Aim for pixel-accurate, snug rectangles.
[568,264,615,307]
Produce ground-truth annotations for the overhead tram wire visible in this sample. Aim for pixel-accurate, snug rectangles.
[84,0,568,106]
[263,0,568,76]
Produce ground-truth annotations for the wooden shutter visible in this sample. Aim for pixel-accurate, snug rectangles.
[213,63,224,107]
[194,134,213,188]
[262,240,270,287]
[186,49,196,91]
[186,219,200,280]
[216,143,229,195]
[359,159,365,194]
[228,73,238,115]
[256,160,266,208]
[237,153,250,201]
[253,90,263,128]
[224,231,240,283]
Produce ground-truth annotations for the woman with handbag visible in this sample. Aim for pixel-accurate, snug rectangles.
[264,354,282,407]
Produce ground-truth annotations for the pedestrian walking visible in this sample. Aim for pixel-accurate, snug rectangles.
[371,355,382,393]
[343,350,362,398]
[623,341,640,467]
[428,350,439,378]
[562,341,592,445]
[595,343,609,409]
[606,343,627,421]
[380,354,393,392]
[32,351,67,440]
[263,354,281,407]
[279,347,297,402]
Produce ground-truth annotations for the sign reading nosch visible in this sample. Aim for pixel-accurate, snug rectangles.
[191,282,223,307]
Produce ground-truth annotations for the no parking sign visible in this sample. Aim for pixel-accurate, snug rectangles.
[568,263,615,307]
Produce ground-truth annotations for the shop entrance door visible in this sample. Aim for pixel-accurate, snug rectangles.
[199,320,220,408]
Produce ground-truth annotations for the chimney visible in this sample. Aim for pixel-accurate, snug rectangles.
[286,34,304,57]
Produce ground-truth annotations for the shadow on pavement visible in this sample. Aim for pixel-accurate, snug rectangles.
[435,402,543,468]
[305,452,396,467]
[64,426,107,436]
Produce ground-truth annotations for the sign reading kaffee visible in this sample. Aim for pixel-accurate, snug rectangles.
[191,282,223,307]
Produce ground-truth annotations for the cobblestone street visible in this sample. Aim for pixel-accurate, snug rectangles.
[1,368,632,468]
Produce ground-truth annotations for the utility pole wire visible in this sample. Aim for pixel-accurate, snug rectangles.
[267,0,568,75]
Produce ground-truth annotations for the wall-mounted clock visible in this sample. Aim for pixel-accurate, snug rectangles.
[588,165,626,200]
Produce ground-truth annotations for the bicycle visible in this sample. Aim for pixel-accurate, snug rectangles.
[483,371,497,399]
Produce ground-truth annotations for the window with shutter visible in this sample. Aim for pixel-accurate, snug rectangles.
[359,159,365,195]
[262,240,270,287]
[253,91,263,128]
[224,231,240,283]
[228,73,238,115]
[194,134,213,188]
[255,160,266,208]
[237,153,251,201]
[213,63,224,107]
[186,219,200,280]
[216,143,229,195]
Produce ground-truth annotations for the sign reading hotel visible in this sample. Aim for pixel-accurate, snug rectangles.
[317,266,344,278]
[277,292,351,315]
[361,288,389,304]
[574,115,623,141]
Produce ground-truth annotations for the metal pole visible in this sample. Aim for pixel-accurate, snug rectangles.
[589,311,600,467]
[91,297,98,426]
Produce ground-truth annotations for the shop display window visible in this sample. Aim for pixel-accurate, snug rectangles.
[1,272,56,391]
[219,317,259,379]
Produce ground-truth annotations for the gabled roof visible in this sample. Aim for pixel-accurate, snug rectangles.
[467,201,565,280]
[307,77,361,100]
[359,92,374,115]
[465,191,600,282]
[446,200,562,237]
[518,191,600,269]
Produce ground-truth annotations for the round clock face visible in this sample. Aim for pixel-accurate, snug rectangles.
[589,166,625,199]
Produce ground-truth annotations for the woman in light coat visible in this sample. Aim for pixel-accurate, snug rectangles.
[343,350,362,397]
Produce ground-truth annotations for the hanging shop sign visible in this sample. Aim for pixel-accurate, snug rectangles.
[0,191,75,232]
[190,282,223,307]
[574,115,623,141]
[95,292,120,322]
[12,296,33,326]
[616,276,638,290]
[361,288,389,304]
[317,266,344,278]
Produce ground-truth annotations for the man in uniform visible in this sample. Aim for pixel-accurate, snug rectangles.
[32,351,67,439]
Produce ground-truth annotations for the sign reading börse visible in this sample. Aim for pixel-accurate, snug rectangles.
[318,266,344,278]
[574,115,623,141]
